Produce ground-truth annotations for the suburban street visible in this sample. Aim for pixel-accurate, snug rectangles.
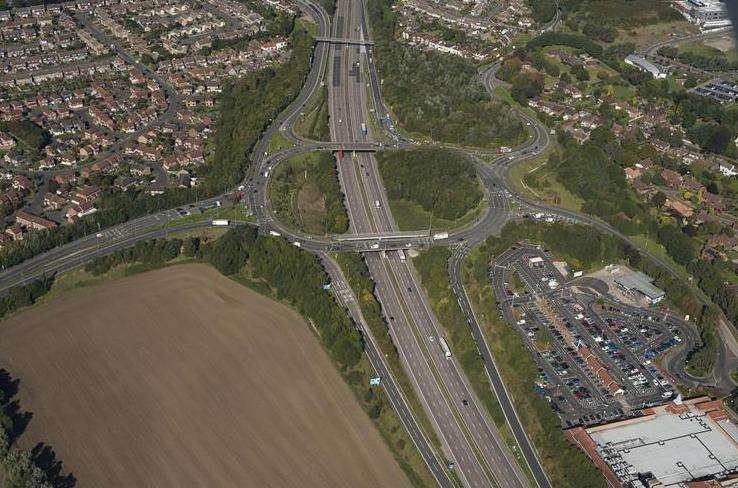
[0,1,736,487]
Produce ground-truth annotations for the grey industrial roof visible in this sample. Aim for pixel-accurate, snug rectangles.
[614,271,665,301]
[625,55,666,76]
[589,408,738,486]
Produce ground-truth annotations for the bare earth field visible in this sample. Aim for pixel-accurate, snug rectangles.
[0,264,410,488]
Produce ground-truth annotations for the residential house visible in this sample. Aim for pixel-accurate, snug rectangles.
[15,210,56,231]
[5,224,23,240]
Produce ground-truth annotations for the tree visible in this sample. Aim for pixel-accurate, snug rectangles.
[652,191,667,207]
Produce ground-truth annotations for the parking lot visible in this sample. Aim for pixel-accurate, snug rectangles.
[490,243,691,428]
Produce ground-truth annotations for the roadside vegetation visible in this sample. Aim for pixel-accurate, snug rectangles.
[0,227,436,487]
[367,0,526,148]
[412,248,537,475]
[269,151,349,235]
[0,369,68,488]
[208,20,313,194]
[659,44,738,74]
[295,85,330,141]
[527,0,680,27]
[0,18,314,270]
[376,147,483,231]
[335,252,443,486]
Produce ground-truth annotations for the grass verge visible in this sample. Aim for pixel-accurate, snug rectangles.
[413,247,534,482]
[462,246,607,488]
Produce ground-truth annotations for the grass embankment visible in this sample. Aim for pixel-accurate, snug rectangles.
[413,248,534,480]
[367,0,526,148]
[376,147,484,232]
[268,151,348,235]
[508,153,584,213]
[294,85,330,141]
[267,131,294,154]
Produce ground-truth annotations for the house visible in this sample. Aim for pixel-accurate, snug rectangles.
[5,224,23,241]
[625,167,643,180]
[704,192,725,211]
[0,133,16,151]
[0,233,12,249]
[53,170,77,187]
[665,198,694,219]
[15,210,57,231]
[683,176,706,199]
[72,185,101,205]
[65,201,96,222]
[43,192,66,210]
[11,174,33,192]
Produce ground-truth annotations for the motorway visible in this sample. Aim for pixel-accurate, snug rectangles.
[323,1,528,487]
[0,0,735,486]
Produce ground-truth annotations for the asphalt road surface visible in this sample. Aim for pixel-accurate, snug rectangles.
[0,2,733,487]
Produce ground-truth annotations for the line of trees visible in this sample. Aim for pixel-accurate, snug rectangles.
[0,369,74,488]
[658,46,738,73]
[84,226,363,371]
[376,148,482,220]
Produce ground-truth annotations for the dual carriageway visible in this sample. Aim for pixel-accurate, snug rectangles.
[0,0,735,487]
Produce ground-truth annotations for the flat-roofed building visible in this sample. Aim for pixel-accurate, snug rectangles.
[568,397,738,487]
[689,79,738,104]
[614,270,666,304]
[625,54,668,79]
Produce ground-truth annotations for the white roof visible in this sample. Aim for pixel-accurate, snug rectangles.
[590,409,738,485]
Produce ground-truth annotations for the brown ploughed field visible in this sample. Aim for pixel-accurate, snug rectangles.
[0,264,410,488]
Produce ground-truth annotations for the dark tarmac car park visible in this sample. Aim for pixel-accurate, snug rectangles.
[490,243,693,427]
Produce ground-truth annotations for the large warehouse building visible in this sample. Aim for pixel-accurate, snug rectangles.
[568,397,738,487]
[614,270,666,305]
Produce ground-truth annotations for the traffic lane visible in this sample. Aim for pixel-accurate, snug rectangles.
[389,255,528,488]
[327,15,490,487]
[320,255,454,488]
[340,8,527,485]
[0,221,214,293]
[365,253,489,488]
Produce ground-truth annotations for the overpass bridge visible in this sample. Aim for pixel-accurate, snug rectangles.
[325,142,381,152]
[316,37,374,46]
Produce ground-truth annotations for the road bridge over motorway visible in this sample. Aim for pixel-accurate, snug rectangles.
[315,36,374,46]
